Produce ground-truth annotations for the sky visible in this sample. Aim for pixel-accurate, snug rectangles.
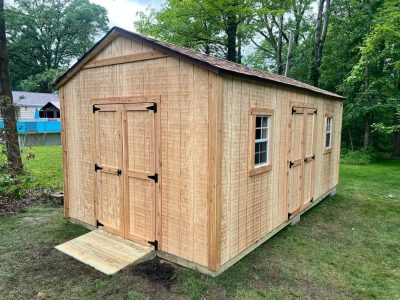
[5,0,163,32]
[90,0,163,31]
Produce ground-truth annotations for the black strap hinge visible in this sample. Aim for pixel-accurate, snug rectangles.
[146,103,157,113]
[289,161,294,168]
[291,107,296,115]
[314,109,318,115]
[117,169,122,176]
[96,220,104,227]
[93,105,100,113]
[148,240,158,250]
[95,164,103,172]
[148,173,158,183]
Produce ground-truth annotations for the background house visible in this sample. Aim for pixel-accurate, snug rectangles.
[12,91,60,119]
[0,92,61,146]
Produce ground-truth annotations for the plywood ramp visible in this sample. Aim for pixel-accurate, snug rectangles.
[55,230,154,275]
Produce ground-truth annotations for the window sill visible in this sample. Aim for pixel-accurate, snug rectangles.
[324,148,332,154]
[249,164,272,176]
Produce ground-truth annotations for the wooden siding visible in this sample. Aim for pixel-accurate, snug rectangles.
[220,75,342,265]
[61,36,214,267]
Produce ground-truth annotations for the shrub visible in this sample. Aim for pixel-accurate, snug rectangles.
[341,150,372,165]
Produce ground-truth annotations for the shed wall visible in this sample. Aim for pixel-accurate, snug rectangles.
[220,75,342,265]
[60,36,216,267]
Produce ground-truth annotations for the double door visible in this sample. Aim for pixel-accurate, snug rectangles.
[94,103,157,245]
[287,105,317,218]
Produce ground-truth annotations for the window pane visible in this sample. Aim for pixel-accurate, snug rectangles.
[255,142,260,153]
[260,151,267,163]
[266,141,269,163]
[256,116,261,127]
[255,152,260,164]
[326,133,331,148]
[261,128,266,139]
[255,128,261,139]
[260,141,266,152]
[262,116,269,128]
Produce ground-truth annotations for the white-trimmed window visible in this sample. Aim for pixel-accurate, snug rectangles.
[325,116,333,149]
[249,108,273,176]
[255,115,270,167]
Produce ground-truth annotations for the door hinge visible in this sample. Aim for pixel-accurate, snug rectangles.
[148,173,158,183]
[95,164,103,172]
[289,161,294,168]
[314,109,318,115]
[146,103,157,113]
[93,105,100,113]
[148,240,158,250]
[117,169,122,176]
[96,220,104,227]
[288,212,292,219]
[291,107,296,115]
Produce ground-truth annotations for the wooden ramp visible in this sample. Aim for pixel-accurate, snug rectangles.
[55,230,154,275]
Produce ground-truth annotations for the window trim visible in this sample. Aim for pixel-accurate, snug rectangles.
[249,108,273,176]
[324,113,333,154]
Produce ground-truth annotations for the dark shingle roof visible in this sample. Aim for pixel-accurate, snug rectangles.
[55,27,344,100]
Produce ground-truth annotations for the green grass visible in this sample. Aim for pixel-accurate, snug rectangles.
[0,147,399,299]
[21,145,62,189]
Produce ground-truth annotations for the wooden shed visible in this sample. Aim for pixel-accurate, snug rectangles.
[54,27,344,276]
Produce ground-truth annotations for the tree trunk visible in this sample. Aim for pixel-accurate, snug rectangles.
[276,14,284,74]
[310,0,330,86]
[393,131,400,157]
[363,113,370,151]
[226,15,237,62]
[285,31,294,76]
[0,0,23,175]
[349,128,354,151]
[237,35,242,64]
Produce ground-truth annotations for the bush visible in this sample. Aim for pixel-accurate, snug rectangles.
[341,150,372,165]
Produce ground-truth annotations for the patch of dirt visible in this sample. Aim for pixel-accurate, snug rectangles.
[0,190,63,214]
[0,196,35,214]
[130,258,177,290]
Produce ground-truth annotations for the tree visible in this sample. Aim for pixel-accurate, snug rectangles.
[7,0,109,92]
[310,0,331,86]
[349,0,400,154]
[135,0,254,63]
[0,0,23,175]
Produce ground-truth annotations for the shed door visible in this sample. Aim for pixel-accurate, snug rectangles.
[302,108,317,207]
[287,107,305,217]
[287,105,317,218]
[94,104,124,236]
[123,103,156,244]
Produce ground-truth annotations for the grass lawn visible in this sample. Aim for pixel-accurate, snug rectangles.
[21,145,63,189]
[0,146,399,299]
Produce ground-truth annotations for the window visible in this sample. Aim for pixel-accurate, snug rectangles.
[249,108,273,176]
[325,116,333,150]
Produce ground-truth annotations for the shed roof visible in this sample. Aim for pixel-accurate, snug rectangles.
[12,91,59,107]
[54,27,344,100]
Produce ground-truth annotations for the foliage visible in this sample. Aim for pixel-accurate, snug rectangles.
[6,0,109,92]
[135,0,255,62]
[341,149,372,165]
[0,145,62,199]
[19,68,67,93]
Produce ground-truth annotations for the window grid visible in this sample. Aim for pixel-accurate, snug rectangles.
[325,117,333,148]
[254,115,270,167]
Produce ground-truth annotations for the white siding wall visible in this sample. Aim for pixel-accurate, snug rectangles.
[18,106,38,119]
